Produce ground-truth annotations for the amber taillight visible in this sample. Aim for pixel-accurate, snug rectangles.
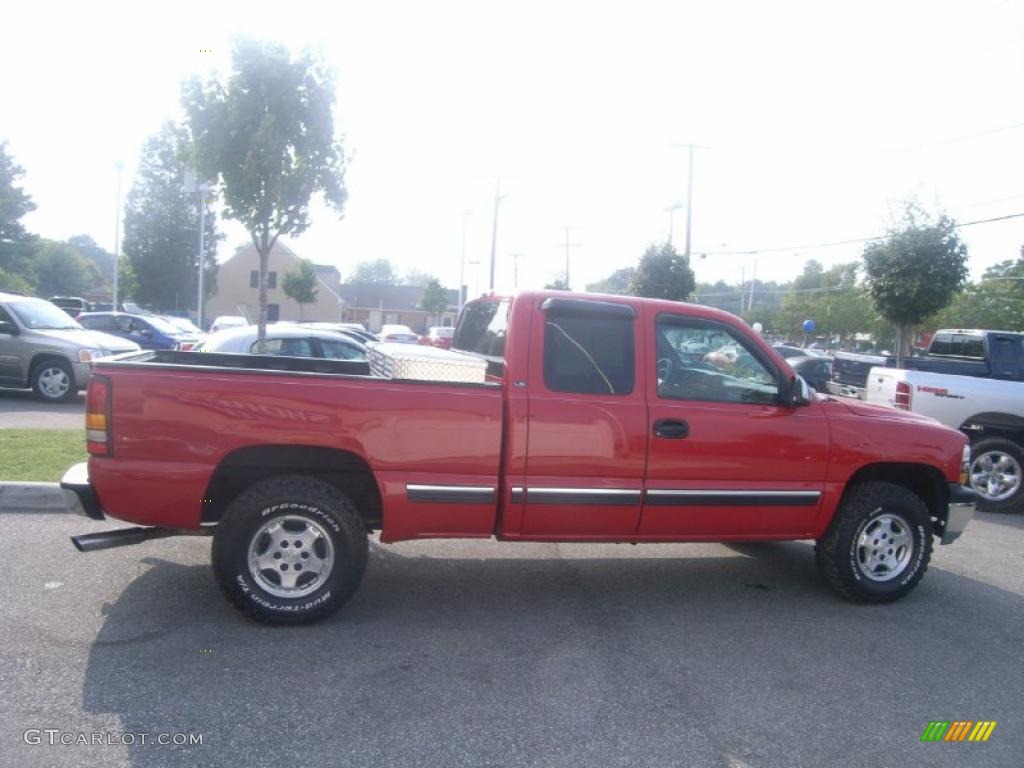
[86,375,112,455]
[894,380,912,411]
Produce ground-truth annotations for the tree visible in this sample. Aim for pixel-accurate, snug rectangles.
[586,267,636,295]
[183,39,347,348]
[775,261,877,342]
[122,122,219,311]
[0,142,37,288]
[283,258,319,320]
[402,269,432,287]
[31,240,93,298]
[348,259,397,284]
[544,276,569,290]
[68,234,116,286]
[930,253,1024,331]
[863,203,968,365]
[629,242,694,301]
[117,257,139,302]
[419,277,450,325]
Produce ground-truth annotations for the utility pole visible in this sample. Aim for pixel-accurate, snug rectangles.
[673,144,709,262]
[458,212,470,313]
[112,161,124,309]
[664,202,683,246]
[488,179,506,291]
[748,254,758,315]
[555,227,582,289]
[512,253,520,290]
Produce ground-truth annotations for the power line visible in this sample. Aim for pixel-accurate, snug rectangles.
[699,212,1024,258]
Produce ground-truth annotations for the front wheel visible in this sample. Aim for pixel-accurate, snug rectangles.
[212,476,369,624]
[31,359,76,403]
[969,437,1024,514]
[815,481,932,603]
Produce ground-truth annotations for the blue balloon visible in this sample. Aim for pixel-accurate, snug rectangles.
[802,319,816,333]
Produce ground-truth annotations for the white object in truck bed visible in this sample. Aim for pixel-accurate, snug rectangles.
[366,342,487,384]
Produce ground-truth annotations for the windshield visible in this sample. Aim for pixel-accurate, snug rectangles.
[8,300,83,330]
[142,315,185,334]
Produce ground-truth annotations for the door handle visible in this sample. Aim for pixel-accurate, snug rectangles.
[653,418,689,439]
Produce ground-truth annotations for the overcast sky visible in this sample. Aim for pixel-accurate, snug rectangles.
[4,0,1023,299]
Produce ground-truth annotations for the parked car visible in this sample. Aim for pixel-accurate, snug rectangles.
[0,292,139,402]
[865,366,1024,513]
[280,321,378,345]
[63,290,975,624]
[379,324,420,343]
[210,315,248,334]
[830,328,1024,399]
[773,344,809,359]
[788,355,832,392]
[48,296,90,317]
[194,325,367,360]
[161,316,206,350]
[77,312,203,351]
[423,326,454,349]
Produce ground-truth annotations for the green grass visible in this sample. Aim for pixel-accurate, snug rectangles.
[0,429,88,482]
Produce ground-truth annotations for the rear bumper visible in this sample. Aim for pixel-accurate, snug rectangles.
[60,462,104,520]
[941,483,976,545]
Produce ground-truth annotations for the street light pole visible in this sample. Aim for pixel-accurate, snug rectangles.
[488,179,506,291]
[112,161,124,309]
[458,212,470,313]
[672,144,709,262]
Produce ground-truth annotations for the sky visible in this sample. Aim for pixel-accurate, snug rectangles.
[4,0,1023,300]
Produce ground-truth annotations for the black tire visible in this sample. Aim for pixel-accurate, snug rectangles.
[968,437,1024,514]
[815,481,932,603]
[212,475,369,624]
[31,358,76,403]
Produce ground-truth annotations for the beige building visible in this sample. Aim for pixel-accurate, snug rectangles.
[205,241,343,324]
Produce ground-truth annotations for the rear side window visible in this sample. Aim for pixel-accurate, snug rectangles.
[454,299,509,360]
[960,335,984,359]
[930,333,952,355]
[318,339,365,360]
[81,315,112,331]
[543,313,634,395]
[254,338,314,357]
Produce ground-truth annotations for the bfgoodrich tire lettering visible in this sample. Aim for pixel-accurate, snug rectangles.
[212,476,368,624]
[815,481,933,603]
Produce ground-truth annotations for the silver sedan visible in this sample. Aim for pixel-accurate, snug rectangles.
[193,325,367,360]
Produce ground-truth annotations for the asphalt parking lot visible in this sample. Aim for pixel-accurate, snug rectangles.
[0,389,84,429]
[0,509,1021,768]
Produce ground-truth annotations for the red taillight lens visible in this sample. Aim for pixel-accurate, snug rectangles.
[894,380,912,411]
[86,375,112,455]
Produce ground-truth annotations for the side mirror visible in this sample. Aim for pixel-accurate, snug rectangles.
[0,320,18,335]
[790,375,812,406]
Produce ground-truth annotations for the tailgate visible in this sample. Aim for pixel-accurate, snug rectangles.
[865,366,901,407]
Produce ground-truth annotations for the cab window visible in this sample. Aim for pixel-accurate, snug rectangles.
[655,317,778,404]
[543,310,634,396]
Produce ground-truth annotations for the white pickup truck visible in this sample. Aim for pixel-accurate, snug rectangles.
[866,366,1024,513]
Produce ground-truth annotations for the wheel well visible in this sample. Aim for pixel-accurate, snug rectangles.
[844,463,948,536]
[202,445,382,529]
[961,413,1024,446]
[29,353,72,380]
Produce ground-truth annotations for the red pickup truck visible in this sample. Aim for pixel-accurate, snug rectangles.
[62,292,977,624]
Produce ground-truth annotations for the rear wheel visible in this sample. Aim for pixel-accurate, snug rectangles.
[815,481,932,603]
[31,359,76,403]
[969,437,1024,514]
[212,476,368,624]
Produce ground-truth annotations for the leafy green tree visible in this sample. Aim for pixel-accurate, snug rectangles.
[31,240,93,298]
[586,267,636,295]
[68,234,116,286]
[402,269,432,287]
[419,277,450,324]
[122,122,219,312]
[930,254,1024,331]
[629,242,694,301]
[775,261,876,343]
[348,259,397,284]
[183,39,347,348]
[117,257,139,302]
[863,203,968,365]
[544,276,569,290]
[0,142,37,288]
[283,258,319,320]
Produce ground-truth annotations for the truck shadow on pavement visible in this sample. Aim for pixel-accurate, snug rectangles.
[79,541,1023,768]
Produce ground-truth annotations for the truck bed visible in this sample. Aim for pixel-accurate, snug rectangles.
[88,350,504,541]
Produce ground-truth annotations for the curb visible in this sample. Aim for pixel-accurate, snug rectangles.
[0,482,65,512]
